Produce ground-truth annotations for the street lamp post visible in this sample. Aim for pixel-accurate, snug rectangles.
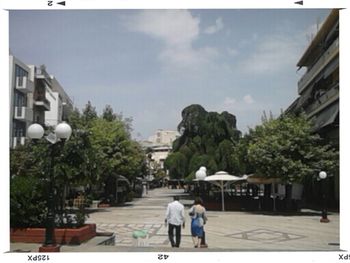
[195,166,207,181]
[195,166,207,196]
[194,167,209,248]
[27,122,72,252]
[319,171,330,223]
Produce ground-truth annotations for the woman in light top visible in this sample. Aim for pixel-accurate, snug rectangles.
[189,197,208,248]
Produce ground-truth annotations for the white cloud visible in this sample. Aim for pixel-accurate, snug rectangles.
[159,46,218,69]
[223,97,237,107]
[123,10,199,48]
[219,95,256,113]
[123,10,218,69]
[243,94,255,104]
[239,33,304,74]
[204,17,224,34]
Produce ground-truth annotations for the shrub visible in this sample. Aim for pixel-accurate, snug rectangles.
[10,175,47,228]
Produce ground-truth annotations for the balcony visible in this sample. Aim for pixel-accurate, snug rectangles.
[15,76,34,94]
[12,137,26,148]
[305,84,339,119]
[34,96,51,111]
[14,106,33,121]
[298,38,339,94]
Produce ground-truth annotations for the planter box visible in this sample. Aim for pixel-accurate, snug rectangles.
[10,224,96,245]
[98,203,110,208]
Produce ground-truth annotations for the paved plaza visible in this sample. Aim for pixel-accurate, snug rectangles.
[10,187,340,252]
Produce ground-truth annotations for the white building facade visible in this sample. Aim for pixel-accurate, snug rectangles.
[9,55,35,148]
[44,75,73,127]
[9,56,73,148]
[141,129,180,171]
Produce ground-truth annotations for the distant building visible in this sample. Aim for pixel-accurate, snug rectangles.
[141,129,180,171]
[9,56,73,148]
[286,9,339,146]
[148,130,180,146]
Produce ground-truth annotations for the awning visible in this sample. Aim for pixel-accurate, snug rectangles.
[312,102,339,130]
[246,175,282,184]
[204,171,248,211]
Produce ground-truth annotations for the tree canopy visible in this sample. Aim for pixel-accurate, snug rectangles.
[165,104,241,181]
[246,113,339,183]
[10,102,147,227]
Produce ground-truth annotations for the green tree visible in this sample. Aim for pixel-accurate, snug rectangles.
[246,114,338,183]
[10,102,146,227]
[165,104,241,179]
[102,104,117,122]
[82,101,98,125]
[164,152,188,179]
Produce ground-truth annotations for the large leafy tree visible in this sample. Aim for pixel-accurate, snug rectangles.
[165,104,241,180]
[88,117,145,182]
[246,113,338,183]
[10,102,146,226]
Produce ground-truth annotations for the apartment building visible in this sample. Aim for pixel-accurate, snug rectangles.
[141,129,180,170]
[44,73,73,126]
[287,9,339,145]
[33,65,52,125]
[9,56,73,148]
[9,55,35,148]
[286,9,339,207]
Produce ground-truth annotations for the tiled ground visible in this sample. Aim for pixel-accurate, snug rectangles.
[96,223,168,246]
[82,187,340,250]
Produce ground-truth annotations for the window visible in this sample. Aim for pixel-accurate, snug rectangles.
[15,65,28,86]
[14,91,26,107]
[13,121,26,137]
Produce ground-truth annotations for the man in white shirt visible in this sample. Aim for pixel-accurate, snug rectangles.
[165,196,185,247]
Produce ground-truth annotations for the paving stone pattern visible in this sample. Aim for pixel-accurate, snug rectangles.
[84,187,340,251]
[10,187,340,252]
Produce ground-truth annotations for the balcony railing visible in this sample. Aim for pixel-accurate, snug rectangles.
[305,83,339,119]
[15,76,34,94]
[14,106,33,121]
[34,97,51,111]
[298,38,339,94]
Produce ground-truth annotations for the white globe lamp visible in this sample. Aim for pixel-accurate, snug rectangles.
[27,123,45,139]
[195,166,207,180]
[319,171,327,180]
[54,122,72,140]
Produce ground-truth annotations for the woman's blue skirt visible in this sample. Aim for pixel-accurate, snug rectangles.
[191,218,204,237]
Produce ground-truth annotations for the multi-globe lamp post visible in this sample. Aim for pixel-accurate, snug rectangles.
[27,122,72,252]
[319,171,330,223]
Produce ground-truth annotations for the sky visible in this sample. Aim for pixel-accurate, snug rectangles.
[9,9,331,140]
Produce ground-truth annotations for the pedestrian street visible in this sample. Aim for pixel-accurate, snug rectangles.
[85,187,340,251]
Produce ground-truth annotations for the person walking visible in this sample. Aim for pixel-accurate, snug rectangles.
[165,196,185,248]
[189,197,208,248]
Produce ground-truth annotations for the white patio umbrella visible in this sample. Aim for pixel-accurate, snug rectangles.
[204,171,248,211]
